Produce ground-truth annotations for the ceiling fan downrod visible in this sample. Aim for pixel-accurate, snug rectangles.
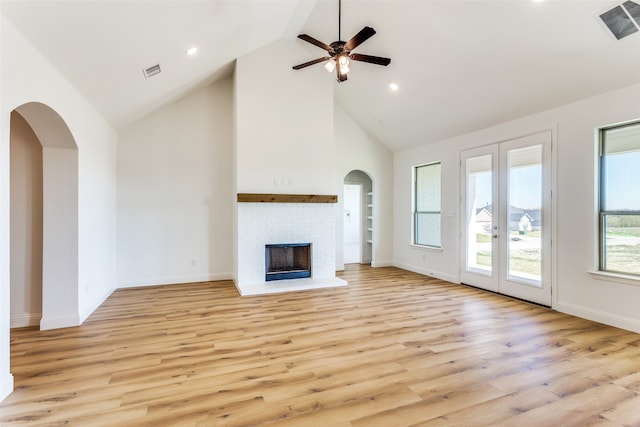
[338,0,342,42]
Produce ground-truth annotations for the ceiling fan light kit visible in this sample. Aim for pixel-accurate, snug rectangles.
[292,0,391,82]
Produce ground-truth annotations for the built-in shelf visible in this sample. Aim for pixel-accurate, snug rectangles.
[237,193,338,203]
[366,192,373,246]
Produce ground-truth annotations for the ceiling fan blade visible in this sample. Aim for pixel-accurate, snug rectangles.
[292,57,332,70]
[350,53,391,66]
[344,26,376,51]
[297,34,333,52]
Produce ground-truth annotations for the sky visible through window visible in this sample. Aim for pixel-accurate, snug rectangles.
[604,150,640,211]
[474,165,542,210]
[474,149,640,211]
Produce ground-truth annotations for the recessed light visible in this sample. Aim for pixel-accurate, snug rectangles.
[186,46,198,56]
[389,82,399,91]
[532,0,544,3]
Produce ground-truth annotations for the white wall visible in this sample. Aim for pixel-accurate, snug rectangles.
[0,5,11,403]
[9,112,43,328]
[393,137,460,283]
[394,82,640,333]
[1,16,117,400]
[335,104,394,269]
[117,79,234,287]
[233,38,337,292]
[235,38,334,195]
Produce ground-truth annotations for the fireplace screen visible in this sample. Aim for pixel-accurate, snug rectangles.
[265,243,311,281]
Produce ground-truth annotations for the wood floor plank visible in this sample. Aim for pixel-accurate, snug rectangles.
[2,265,640,426]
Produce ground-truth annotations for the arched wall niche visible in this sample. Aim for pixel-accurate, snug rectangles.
[341,169,374,267]
[12,102,79,330]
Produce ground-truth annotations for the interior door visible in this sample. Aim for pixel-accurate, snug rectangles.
[343,184,362,264]
[460,131,552,306]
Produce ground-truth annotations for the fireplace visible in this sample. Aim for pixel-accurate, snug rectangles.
[265,243,311,281]
[236,197,346,295]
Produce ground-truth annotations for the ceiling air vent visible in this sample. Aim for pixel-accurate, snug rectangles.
[600,1,640,40]
[143,64,161,79]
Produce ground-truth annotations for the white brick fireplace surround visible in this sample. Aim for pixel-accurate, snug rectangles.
[235,194,347,296]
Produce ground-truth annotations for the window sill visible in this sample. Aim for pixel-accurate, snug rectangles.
[589,270,640,287]
[410,244,443,253]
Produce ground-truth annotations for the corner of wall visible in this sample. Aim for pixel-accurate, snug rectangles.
[0,373,14,403]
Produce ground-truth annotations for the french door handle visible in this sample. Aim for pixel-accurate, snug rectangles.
[493,234,499,239]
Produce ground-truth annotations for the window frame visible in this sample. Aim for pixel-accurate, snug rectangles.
[598,121,640,276]
[413,161,442,249]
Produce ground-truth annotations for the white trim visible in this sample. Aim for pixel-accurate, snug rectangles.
[556,301,640,334]
[550,124,559,310]
[588,270,640,287]
[40,314,81,331]
[409,244,443,253]
[0,373,14,403]
[10,313,41,328]
[371,260,393,268]
[119,273,234,289]
[393,262,459,284]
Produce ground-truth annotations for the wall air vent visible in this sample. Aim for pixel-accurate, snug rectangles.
[600,1,640,40]
[143,64,161,79]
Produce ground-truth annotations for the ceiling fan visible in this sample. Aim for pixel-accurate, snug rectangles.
[292,0,391,82]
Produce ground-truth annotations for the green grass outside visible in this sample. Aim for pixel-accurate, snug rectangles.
[474,228,640,277]
[606,227,640,238]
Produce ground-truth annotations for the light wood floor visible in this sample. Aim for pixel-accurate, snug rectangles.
[2,265,640,426]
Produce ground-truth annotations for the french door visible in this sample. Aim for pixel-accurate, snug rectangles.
[460,131,552,306]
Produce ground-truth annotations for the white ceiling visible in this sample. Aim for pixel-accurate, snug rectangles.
[3,0,640,153]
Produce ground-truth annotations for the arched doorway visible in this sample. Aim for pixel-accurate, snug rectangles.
[10,102,79,330]
[10,112,43,327]
[343,170,373,265]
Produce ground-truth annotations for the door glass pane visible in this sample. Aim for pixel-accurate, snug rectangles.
[507,145,542,285]
[466,155,492,274]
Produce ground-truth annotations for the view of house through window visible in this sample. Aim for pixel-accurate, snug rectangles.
[600,121,640,275]
[414,162,441,248]
[466,147,543,282]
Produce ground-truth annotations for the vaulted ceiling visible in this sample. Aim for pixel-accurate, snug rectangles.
[3,0,640,152]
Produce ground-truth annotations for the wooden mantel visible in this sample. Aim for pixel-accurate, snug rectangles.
[237,193,338,204]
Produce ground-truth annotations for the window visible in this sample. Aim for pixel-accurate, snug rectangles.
[599,121,640,275]
[414,162,441,248]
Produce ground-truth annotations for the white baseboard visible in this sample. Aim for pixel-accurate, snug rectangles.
[40,314,81,331]
[393,262,460,284]
[119,272,234,288]
[10,313,41,328]
[1,373,14,403]
[371,260,393,268]
[556,301,640,334]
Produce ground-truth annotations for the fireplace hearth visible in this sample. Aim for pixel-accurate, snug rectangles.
[265,243,311,281]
